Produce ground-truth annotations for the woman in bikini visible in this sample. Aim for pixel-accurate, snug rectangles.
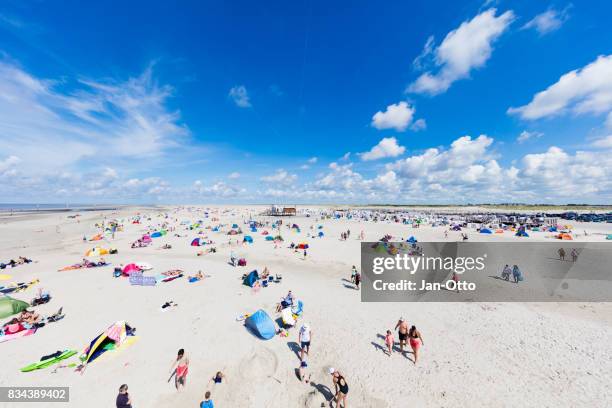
[408,325,424,364]
[169,349,190,391]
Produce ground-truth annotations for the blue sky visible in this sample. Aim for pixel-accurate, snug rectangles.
[0,0,611,204]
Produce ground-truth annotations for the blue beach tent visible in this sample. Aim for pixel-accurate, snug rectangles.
[245,309,275,340]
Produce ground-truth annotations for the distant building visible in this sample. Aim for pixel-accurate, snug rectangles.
[268,205,297,216]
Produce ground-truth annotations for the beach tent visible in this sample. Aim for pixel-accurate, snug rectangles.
[85,247,109,257]
[244,310,275,340]
[515,230,529,237]
[141,235,152,244]
[549,226,558,232]
[318,231,324,238]
[281,307,296,327]
[243,235,254,243]
[82,321,129,365]
[232,224,239,229]
[0,296,30,318]
[480,228,493,234]
[243,270,259,287]
[228,230,238,235]
[557,233,573,240]
[150,231,162,238]
[297,243,309,249]
[191,238,203,246]
[451,225,462,231]
[406,236,417,243]
[122,263,141,276]
[265,236,274,241]
[250,227,257,233]
[607,234,612,240]
[212,227,219,232]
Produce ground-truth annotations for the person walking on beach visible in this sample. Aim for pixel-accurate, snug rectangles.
[558,247,566,261]
[299,323,312,359]
[169,349,189,391]
[351,266,358,283]
[512,265,522,283]
[571,248,578,262]
[395,317,409,353]
[408,325,424,364]
[354,272,361,290]
[501,264,511,281]
[384,330,394,356]
[200,391,214,408]
[329,368,349,407]
[116,384,132,408]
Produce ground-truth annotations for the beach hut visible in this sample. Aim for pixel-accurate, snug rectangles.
[0,296,30,318]
[244,310,275,340]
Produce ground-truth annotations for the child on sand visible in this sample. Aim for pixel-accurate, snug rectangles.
[200,391,213,408]
[298,358,311,383]
[384,330,394,356]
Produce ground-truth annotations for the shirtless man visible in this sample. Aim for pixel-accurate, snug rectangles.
[394,317,409,353]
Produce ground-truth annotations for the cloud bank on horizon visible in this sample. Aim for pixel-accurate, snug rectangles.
[0,2,610,204]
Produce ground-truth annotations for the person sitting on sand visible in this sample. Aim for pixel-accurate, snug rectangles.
[116,384,132,408]
[395,317,409,353]
[408,325,424,364]
[385,329,395,356]
[261,267,270,280]
[169,349,189,391]
[276,290,294,312]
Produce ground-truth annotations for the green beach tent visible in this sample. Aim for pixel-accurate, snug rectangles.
[0,296,30,318]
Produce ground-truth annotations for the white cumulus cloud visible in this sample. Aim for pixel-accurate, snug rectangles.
[359,137,406,161]
[371,101,415,131]
[408,8,514,95]
[508,55,612,127]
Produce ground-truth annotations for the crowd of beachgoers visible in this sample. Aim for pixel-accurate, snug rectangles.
[1,205,610,407]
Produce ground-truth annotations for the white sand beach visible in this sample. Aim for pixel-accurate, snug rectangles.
[1,206,611,408]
